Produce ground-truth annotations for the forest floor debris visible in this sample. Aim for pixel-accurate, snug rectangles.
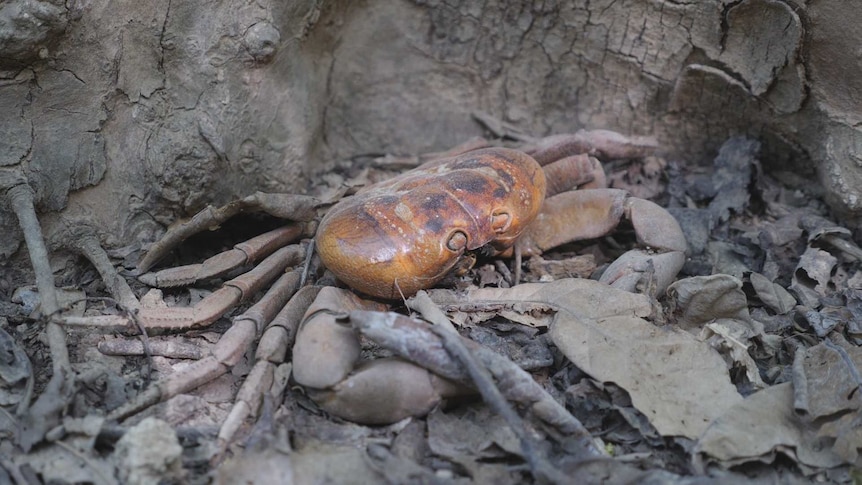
[2,135,862,483]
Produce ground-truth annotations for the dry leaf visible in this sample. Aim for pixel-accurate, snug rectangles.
[429,278,652,328]
[749,272,796,314]
[694,383,849,471]
[791,247,837,307]
[793,338,862,419]
[551,311,742,439]
[667,274,750,329]
[115,417,184,485]
[433,279,742,439]
[702,319,765,389]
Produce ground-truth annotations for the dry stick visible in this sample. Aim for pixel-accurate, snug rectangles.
[408,292,569,484]
[0,453,30,485]
[820,234,862,262]
[5,184,71,377]
[299,239,317,287]
[97,338,204,360]
[352,309,603,460]
[54,295,155,384]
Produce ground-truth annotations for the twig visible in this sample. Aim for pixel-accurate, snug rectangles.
[300,240,316,287]
[407,291,457,333]
[820,234,862,262]
[408,291,569,483]
[51,297,154,385]
[351,308,604,461]
[0,453,30,485]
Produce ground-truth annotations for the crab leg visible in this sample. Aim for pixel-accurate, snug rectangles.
[138,193,320,272]
[136,244,306,331]
[51,225,145,332]
[139,224,307,288]
[217,285,322,448]
[541,153,607,196]
[524,129,658,166]
[519,189,687,293]
[55,224,140,311]
[109,266,306,421]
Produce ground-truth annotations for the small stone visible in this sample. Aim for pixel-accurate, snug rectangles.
[114,417,185,485]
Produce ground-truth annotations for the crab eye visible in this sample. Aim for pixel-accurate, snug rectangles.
[491,212,511,233]
[446,231,468,252]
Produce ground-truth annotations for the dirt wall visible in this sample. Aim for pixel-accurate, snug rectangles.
[0,0,859,269]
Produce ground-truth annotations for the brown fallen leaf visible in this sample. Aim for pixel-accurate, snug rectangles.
[818,412,862,464]
[433,279,742,439]
[694,383,849,471]
[429,277,652,328]
[551,310,742,439]
[217,440,386,485]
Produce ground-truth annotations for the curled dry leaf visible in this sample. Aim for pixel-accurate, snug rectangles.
[791,247,837,308]
[432,279,742,439]
[667,274,751,329]
[668,275,765,388]
[800,214,852,243]
[702,319,765,389]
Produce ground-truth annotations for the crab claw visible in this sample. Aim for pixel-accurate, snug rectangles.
[519,189,687,294]
[306,358,464,425]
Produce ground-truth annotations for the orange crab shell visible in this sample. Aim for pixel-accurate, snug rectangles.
[316,148,547,299]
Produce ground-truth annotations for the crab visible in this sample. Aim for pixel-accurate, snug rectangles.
[75,129,686,443]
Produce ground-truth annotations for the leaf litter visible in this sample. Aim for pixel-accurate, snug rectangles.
[4,135,862,483]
